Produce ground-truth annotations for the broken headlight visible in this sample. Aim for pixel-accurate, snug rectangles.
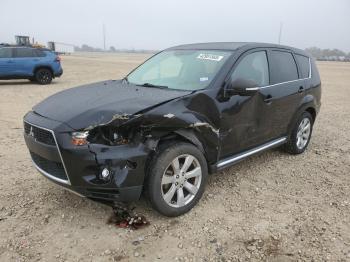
[84,127,130,146]
[71,131,89,146]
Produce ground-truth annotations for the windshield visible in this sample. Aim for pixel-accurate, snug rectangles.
[127,50,232,91]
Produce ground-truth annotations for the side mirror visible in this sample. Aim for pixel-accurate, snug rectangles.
[225,78,259,97]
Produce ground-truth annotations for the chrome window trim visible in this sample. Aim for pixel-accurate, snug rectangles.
[246,57,312,91]
[217,137,287,168]
[24,120,71,185]
[308,57,312,78]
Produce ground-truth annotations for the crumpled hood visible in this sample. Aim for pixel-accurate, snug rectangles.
[33,80,191,130]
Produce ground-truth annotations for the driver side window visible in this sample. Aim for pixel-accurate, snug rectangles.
[231,51,269,87]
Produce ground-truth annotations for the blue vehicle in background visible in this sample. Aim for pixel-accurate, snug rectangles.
[0,46,63,84]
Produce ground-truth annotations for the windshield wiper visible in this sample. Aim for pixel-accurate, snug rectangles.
[137,83,168,89]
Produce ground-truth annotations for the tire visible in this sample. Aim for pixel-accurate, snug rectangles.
[146,142,208,217]
[284,111,313,154]
[35,68,52,85]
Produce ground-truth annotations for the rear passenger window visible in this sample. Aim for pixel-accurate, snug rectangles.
[269,51,298,84]
[15,48,35,58]
[231,51,269,87]
[295,54,310,79]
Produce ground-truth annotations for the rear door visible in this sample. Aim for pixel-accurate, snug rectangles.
[12,48,39,76]
[0,48,15,77]
[262,49,305,138]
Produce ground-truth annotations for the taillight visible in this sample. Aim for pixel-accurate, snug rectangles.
[55,56,61,62]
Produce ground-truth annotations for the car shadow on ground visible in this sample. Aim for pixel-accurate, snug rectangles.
[39,146,294,225]
[0,80,32,85]
[0,80,59,86]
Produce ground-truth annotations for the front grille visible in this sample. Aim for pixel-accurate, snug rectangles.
[24,122,55,146]
[30,152,68,181]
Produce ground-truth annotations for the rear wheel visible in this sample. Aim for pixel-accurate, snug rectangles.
[284,111,313,154]
[35,68,52,85]
[147,142,208,217]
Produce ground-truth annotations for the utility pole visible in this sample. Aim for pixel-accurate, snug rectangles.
[278,22,283,44]
[103,24,106,51]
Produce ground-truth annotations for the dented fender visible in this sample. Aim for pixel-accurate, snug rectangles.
[89,90,222,164]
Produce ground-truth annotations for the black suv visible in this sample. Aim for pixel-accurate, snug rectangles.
[23,42,321,216]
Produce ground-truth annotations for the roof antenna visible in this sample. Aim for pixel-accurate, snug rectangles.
[278,22,283,44]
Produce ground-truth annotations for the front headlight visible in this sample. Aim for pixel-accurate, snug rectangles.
[71,131,89,146]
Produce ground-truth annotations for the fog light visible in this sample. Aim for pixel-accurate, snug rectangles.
[101,168,111,180]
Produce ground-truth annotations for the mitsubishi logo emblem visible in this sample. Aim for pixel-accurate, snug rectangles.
[29,126,35,138]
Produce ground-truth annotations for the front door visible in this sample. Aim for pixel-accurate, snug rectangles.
[219,49,274,159]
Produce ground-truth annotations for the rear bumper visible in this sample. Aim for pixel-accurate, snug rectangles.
[54,68,63,78]
[23,111,146,203]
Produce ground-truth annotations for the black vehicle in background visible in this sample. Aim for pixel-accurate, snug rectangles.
[23,42,321,216]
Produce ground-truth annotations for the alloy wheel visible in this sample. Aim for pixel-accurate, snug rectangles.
[296,118,311,149]
[161,154,202,208]
[38,70,51,84]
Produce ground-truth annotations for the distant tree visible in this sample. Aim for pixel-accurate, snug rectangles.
[109,46,116,52]
[74,44,103,52]
[305,47,348,61]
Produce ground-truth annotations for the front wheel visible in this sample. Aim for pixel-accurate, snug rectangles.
[35,68,52,85]
[146,142,208,217]
[284,111,314,154]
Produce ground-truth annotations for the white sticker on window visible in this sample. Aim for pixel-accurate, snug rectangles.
[200,77,209,82]
[197,53,224,61]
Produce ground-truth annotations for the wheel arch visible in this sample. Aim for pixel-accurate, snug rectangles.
[287,95,317,136]
[305,107,316,122]
[145,129,213,178]
[33,65,54,76]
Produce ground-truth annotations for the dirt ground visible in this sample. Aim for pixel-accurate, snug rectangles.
[0,53,349,262]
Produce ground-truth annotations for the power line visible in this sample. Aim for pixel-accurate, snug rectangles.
[103,24,106,51]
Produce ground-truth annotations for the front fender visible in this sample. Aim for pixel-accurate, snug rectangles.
[118,91,221,164]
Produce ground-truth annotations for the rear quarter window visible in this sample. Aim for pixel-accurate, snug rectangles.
[295,54,310,79]
[34,50,46,57]
[269,50,298,84]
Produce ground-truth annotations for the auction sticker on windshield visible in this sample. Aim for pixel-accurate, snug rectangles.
[197,53,224,61]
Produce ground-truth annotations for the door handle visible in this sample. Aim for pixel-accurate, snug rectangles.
[298,86,304,93]
[7,60,14,63]
[264,95,273,103]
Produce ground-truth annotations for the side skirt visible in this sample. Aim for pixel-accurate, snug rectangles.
[215,137,287,171]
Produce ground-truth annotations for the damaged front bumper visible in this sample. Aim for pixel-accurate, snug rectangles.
[23,111,147,203]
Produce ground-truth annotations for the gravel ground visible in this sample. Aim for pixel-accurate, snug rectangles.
[0,53,349,262]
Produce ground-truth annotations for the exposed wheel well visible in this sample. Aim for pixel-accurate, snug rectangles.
[305,107,316,121]
[144,132,208,179]
[157,133,194,149]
